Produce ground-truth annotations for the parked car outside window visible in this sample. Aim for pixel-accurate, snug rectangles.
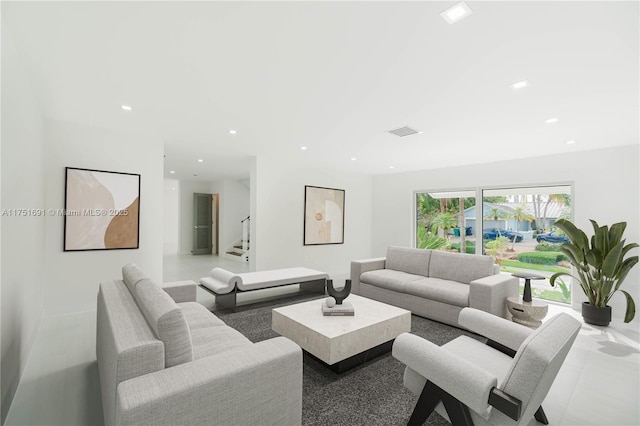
[482,228,523,242]
[536,230,570,243]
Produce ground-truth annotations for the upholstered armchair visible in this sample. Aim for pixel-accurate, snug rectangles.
[392,308,581,426]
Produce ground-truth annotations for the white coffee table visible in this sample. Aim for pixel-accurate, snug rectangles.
[272,294,411,373]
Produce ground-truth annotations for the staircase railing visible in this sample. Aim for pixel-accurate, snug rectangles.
[241,216,250,251]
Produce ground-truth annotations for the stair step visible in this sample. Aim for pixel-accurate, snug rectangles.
[226,251,243,257]
[234,245,249,249]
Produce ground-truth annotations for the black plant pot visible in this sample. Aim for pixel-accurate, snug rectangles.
[582,302,612,326]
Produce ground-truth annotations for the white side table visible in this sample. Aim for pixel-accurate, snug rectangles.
[507,296,549,329]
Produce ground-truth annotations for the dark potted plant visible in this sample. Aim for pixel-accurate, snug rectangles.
[549,219,638,325]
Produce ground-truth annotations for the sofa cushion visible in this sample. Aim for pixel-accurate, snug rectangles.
[122,263,147,296]
[179,302,226,330]
[405,277,470,307]
[386,246,431,277]
[190,326,252,360]
[429,251,495,284]
[360,269,424,293]
[135,279,194,367]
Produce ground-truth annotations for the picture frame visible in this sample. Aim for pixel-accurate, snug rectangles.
[304,185,345,245]
[64,167,141,251]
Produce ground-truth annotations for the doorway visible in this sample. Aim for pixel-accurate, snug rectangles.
[212,194,219,255]
[193,193,213,255]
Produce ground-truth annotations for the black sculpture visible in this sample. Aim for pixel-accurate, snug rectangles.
[326,279,351,305]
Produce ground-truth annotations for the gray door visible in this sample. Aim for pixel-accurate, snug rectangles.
[192,193,213,255]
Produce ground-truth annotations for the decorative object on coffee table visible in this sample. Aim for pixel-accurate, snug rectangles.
[327,279,351,304]
[322,298,354,316]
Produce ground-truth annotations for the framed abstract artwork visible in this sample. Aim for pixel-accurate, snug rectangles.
[304,185,345,245]
[64,167,141,251]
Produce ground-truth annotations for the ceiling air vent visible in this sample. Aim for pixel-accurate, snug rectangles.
[388,126,421,137]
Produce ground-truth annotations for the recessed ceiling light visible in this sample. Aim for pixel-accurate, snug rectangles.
[229,129,237,134]
[197,159,204,163]
[441,2,473,24]
[389,166,395,169]
[566,140,576,145]
[545,118,559,123]
[511,80,530,90]
[121,105,132,111]
[300,146,308,150]
[169,170,175,174]
[351,157,357,161]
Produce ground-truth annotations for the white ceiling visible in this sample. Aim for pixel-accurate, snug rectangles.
[4,1,639,182]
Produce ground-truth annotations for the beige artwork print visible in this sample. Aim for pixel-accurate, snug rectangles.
[65,169,139,250]
[305,187,344,244]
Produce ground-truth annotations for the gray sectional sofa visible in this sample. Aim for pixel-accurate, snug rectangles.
[97,263,302,426]
[351,246,519,327]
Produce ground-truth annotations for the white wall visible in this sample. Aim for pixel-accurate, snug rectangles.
[0,33,46,423]
[42,119,164,316]
[163,179,180,255]
[371,145,640,323]
[254,156,373,278]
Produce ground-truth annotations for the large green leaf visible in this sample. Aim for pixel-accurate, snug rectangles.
[555,219,589,250]
[594,225,609,254]
[560,244,585,267]
[622,242,639,257]
[602,240,624,278]
[549,272,571,287]
[550,272,580,289]
[613,256,639,288]
[621,290,636,323]
[585,249,602,269]
[608,222,626,247]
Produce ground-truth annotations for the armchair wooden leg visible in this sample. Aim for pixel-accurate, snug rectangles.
[408,381,474,426]
[534,406,549,425]
[441,392,474,426]
[408,381,441,426]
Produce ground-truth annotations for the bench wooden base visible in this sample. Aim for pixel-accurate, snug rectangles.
[200,278,326,311]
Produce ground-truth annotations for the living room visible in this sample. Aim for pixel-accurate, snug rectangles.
[2,1,639,425]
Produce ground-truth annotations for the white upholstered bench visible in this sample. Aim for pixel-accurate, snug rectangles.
[200,267,329,310]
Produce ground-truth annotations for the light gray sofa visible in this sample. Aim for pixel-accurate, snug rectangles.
[351,246,519,327]
[97,263,302,426]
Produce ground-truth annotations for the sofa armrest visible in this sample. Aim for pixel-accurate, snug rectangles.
[392,333,497,415]
[469,273,519,319]
[116,336,302,426]
[162,280,197,303]
[459,308,532,352]
[350,257,386,294]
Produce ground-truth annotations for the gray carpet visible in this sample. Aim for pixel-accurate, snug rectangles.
[215,292,485,426]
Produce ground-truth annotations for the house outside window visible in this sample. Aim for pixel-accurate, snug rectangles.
[415,185,572,304]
